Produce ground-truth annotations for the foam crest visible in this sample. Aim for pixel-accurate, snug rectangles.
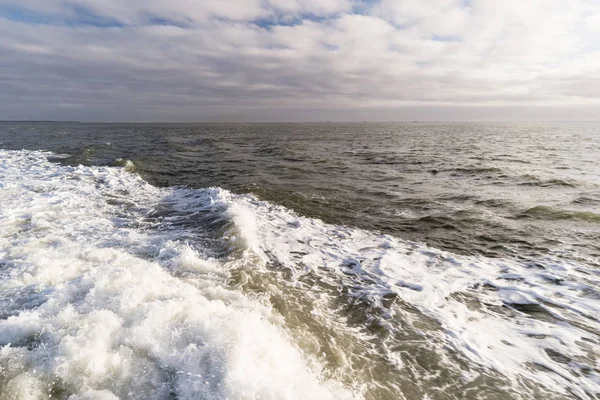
[0,150,356,399]
[228,192,600,399]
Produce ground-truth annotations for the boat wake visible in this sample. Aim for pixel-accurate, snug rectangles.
[0,150,598,399]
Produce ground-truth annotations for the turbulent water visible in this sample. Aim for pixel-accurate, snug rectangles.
[0,122,599,400]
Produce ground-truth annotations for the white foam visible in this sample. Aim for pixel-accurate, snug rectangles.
[0,150,356,399]
[228,191,600,399]
[497,289,539,305]
[4,148,600,399]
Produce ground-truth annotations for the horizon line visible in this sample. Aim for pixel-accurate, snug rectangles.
[2,120,600,124]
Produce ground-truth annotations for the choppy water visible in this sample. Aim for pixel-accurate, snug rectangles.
[0,122,599,399]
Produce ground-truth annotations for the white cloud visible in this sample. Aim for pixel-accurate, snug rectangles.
[0,0,352,23]
[0,0,598,121]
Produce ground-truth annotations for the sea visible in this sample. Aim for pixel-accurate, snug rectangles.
[0,121,598,399]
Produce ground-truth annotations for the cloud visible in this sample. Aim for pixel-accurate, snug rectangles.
[0,0,599,121]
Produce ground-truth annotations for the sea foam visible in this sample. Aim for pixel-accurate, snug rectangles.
[1,149,599,399]
[225,188,600,399]
[0,150,355,399]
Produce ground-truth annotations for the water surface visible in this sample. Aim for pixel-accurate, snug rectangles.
[0,122,599,399]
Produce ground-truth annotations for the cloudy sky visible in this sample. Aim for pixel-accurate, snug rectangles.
[0,0,599,121]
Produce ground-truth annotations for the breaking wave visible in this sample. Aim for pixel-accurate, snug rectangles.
[1,150,599,399]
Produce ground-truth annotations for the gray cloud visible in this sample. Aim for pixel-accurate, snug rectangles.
[0,0,599,121]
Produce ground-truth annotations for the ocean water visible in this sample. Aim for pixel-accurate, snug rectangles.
[0,122,599,399]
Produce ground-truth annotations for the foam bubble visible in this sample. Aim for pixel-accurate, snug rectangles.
[227,189,600,399]
[0,150,356,399]
[4,148,600,399]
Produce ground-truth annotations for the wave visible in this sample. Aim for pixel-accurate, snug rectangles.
[572,196,600,206]
[109,158,136,172]
[1,150,599,399]
[230,188,600,399]
[475,198,514,208]
[518,205,600,223]
[427,166,504,176]
[0,150,355,400]
[450,166,503,175]
[518,175,580,188]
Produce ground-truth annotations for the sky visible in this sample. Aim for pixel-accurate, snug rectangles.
[0,0,599,122]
